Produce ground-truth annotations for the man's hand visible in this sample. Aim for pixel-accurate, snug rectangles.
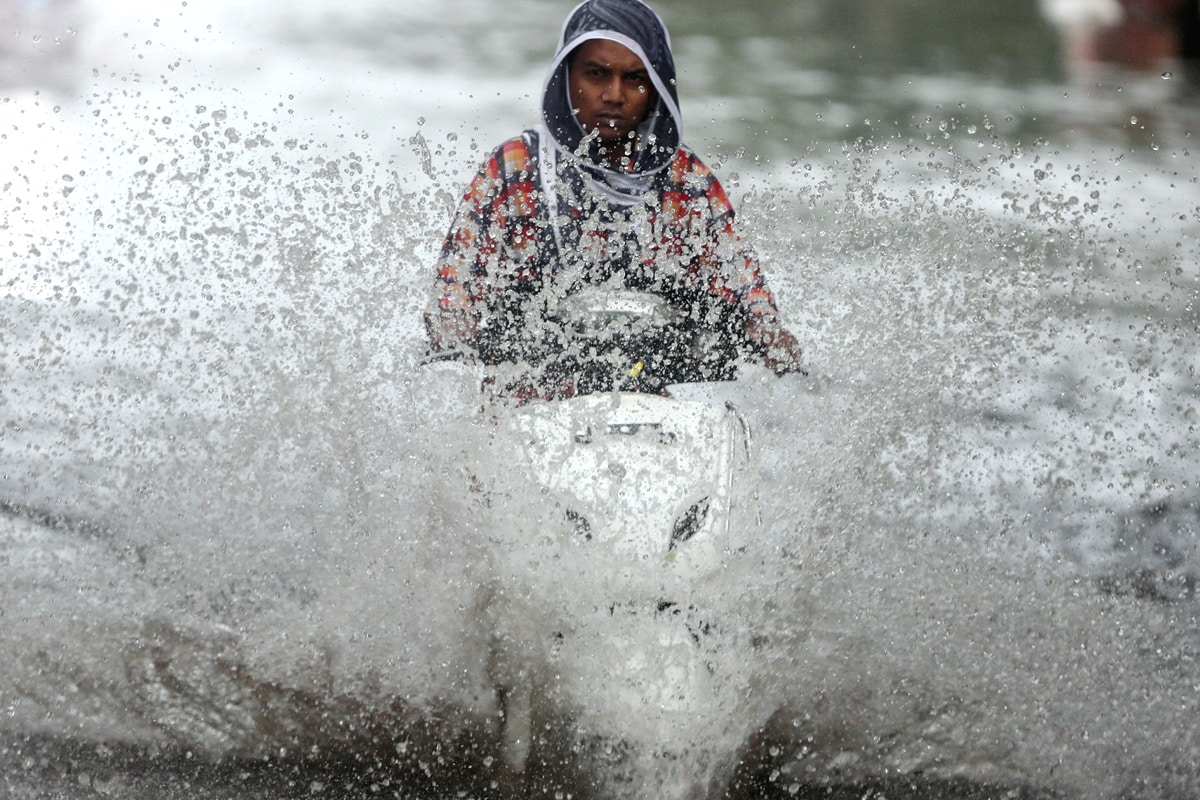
[745,316,805,376]
[424,306,478,355]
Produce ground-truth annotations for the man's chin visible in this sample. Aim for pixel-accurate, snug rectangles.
[594,130,634,145]
[581,121,631,139]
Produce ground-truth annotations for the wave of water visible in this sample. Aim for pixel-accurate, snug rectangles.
[4,1,1200,798]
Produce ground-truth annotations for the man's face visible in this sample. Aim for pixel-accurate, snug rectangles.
[567,39,656,143]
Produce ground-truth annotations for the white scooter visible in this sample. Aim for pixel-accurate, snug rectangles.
[437,289,766,800]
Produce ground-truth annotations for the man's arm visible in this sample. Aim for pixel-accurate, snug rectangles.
[424,305,479,356]
[689,156,805,375]
[744,315,805,375]
[424,136,540,360]
[423,161,501,358]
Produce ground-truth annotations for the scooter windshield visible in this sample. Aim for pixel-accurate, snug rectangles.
[547,288,741,395]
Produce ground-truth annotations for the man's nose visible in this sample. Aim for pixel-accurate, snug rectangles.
[600,76,624,104]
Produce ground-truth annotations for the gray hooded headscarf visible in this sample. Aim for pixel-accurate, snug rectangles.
[537,0,684,202]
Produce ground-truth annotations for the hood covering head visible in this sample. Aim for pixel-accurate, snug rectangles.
[541,0,682,176]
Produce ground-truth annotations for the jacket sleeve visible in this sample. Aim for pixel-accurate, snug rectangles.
[687,158,781,322]
[671,152,799,364]
[423,138,541,355]
[422,156,501,353]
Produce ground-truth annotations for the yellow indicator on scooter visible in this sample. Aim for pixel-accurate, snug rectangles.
[630,360,644,379]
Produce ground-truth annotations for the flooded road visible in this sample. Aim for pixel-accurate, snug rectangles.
[3,1,1200,798]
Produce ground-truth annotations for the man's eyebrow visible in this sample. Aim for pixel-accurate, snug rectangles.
[579,59,649,77]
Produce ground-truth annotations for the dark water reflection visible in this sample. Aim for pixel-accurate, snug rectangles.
[4,734,1062,800]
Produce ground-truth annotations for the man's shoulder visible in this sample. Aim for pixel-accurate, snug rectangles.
[495,133,536,158]
[664,143,718,190]
[487,132,539,174]
[667,142,712,170]
[673,141,702,163]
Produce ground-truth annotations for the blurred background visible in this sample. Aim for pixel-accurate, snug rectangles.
[3,0,1198,152]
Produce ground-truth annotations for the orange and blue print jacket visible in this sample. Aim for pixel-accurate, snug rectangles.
[425,130,781,399]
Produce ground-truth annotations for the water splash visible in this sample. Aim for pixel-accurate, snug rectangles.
[4,3,1200,799]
